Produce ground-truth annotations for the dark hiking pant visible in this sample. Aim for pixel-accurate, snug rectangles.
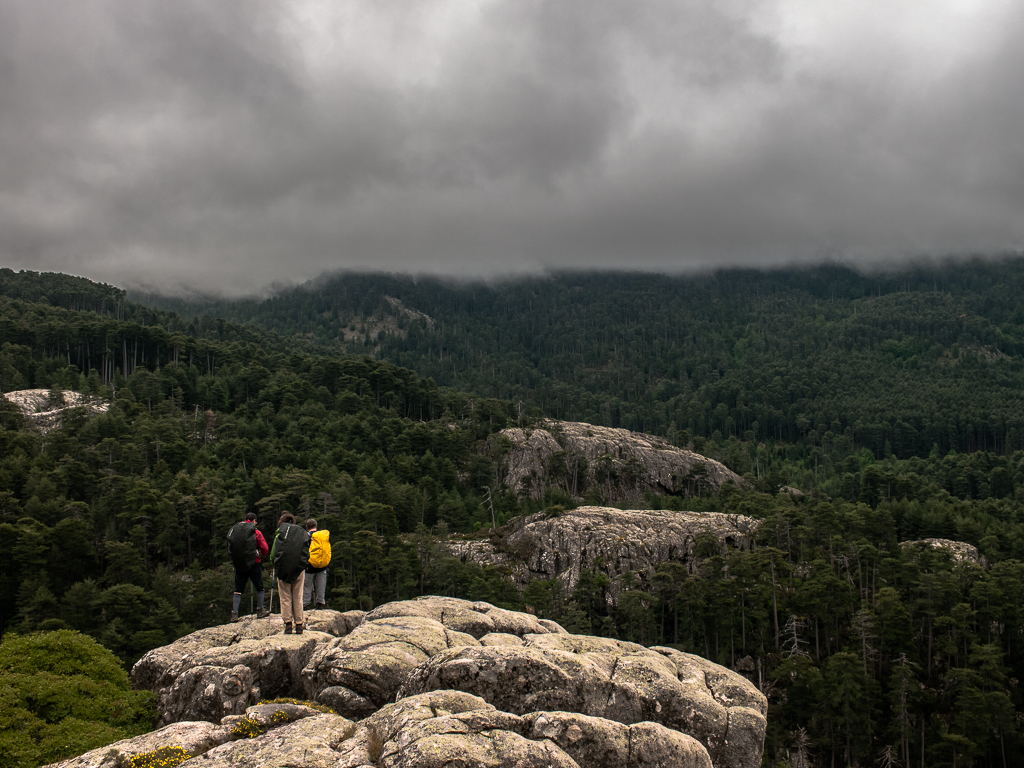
[234,561,264,594]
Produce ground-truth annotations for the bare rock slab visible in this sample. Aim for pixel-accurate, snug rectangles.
[189,713,355,767]
[400,638,766,768]
[42,721,234,768]
[120,599,766,768]
[498,419,743,502]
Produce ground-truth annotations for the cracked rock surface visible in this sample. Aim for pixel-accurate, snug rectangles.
[48,596,765,768]
[399,639,765,768]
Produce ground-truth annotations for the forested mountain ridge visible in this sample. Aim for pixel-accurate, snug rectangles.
[138,258,1024,464]
[0,267,315,384]
[3,266,1024,767]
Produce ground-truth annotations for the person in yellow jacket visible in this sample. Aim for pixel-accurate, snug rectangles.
[302,518,331,609]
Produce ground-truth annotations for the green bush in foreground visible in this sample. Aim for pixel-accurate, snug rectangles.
[0,630,155,768]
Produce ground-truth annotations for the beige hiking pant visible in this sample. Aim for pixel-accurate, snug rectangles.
[278,571,305,626]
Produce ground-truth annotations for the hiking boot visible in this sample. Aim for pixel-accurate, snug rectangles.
[302,602,312,611]
[284,622,293,635]
[230,611,239,623]
[316,602,327,610]
[256,608,269,619]
[295,624,304,635]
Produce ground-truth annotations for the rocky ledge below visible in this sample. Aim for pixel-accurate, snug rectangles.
[48,597,766,768]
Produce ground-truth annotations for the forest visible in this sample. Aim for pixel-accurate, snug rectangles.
[2,262,1024,767]
[141,257,1024,459]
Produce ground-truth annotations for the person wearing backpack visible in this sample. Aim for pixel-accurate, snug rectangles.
[227,511,269,622]
[302,519,331,610]
[270,512,311,634]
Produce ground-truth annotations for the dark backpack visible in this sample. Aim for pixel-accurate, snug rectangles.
[227,521,259,569]
[274,523,311,583]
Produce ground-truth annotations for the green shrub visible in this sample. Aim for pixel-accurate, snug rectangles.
[0,628,130,685]
[0,630,155,768]
[230,717,267,739]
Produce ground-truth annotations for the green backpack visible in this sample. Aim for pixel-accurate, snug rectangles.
[273,523,311,583]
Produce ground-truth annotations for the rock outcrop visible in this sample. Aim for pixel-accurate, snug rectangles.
[50,597,766,768]
[46,721,237,768]
[447,506,759,597]
[499,420,743,502]
[1,389,108,433]
[901,538,988,567]
[132,610,365,725]
[400,640,763,768]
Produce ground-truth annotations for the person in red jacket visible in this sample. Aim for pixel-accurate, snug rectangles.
[231,511,269,621]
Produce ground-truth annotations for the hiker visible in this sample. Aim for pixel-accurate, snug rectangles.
[271,511,311,634]
[227,511,269,622]
[303,518,331,610]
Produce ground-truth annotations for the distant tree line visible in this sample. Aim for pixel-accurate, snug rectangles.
[141,258,1024,459]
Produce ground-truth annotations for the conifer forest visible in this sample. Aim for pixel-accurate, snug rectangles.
[4,260,1024,767]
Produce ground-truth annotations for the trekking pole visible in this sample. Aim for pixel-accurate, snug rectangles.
[269,567,276,614]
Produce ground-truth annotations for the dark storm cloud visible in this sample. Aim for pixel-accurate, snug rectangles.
[1,0,1022,294]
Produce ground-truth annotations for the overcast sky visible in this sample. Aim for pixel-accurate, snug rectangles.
[2,0,1022,296]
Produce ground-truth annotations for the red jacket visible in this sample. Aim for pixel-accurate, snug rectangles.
[254,529,269,564]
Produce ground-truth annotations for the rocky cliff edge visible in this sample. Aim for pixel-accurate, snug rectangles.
[48,597,766,768]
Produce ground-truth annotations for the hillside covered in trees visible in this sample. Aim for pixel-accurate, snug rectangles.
[2,264,1024,767]
[141,257,1024,461]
